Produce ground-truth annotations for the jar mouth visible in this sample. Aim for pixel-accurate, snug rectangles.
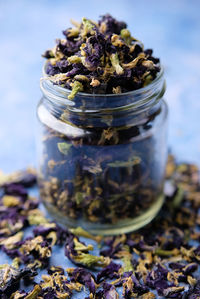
[41,62,164,98]
[40,62,165,112]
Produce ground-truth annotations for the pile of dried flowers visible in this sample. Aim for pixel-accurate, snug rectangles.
[0,155,199,298]
[43,14,160,99]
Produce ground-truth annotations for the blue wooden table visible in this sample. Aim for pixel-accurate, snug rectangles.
[0,1,200,297]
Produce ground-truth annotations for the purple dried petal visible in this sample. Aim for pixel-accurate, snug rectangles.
[162,286,185,298]
[99,14,127,35]
[96,261,121,283]
[102,282,119,299]
[15,172,36,188]
[183,280,200,299]
[43,289,58,299]
[100,236,124,258]
[4,184,27,197]
[68,267,96,294]
[48,266,65,275]
[33,224,56,237]
[56,60,69,72]
[122,271,149,296]
[0,265,36,296]
[182,263,198,275]
[57,38,82,56]
[83,35,104,70]
[169,262,184,270]
[146,264,169,292]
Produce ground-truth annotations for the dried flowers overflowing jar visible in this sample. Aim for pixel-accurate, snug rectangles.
[37,14,168,235]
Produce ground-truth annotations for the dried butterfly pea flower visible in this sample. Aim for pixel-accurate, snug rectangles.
[100,234,127,258]
[57,142,72,155]
[145,264,170,291]
[100,282,119,299]
[2,195,21,207]
[68,81,84,100]
[16,236,52,268]
[10,290,29,298]
[48,266,65,276]
[0,213,26,238]
[0,192,38,238]
[39,111,164,224]
[33,223,68,247]
[67,267,96,294]
[0,169,36,188]
[183,279,200,298]
[22,284,42,299]
[98,14,127,35]
[69,226,102,243]
[110,53,124,75]
[0,264,36,296]
[42,14,160,99]
[3,183,28,198]
[162,286,185,297]
[65,234,110,268]
[39,272,82,298]
[96,261,121,283]
[0,231,23,251]
[1,155,200,297]
[119,251,135,273]
[27,209,49,226]
[137,293,156,299]
[122,271,149,298]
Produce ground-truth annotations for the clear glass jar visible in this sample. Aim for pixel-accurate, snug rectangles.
[37,68,168,235]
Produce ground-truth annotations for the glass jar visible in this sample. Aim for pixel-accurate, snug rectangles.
[37,67,168,235]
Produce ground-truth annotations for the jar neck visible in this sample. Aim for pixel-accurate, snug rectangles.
[40,68,165,128]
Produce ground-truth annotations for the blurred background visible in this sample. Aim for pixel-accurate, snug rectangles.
[0,0,200,172]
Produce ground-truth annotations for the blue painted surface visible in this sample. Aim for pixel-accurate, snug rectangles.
[0,1,200,297]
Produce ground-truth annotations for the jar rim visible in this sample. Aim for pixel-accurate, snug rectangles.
[40,62,165,114]
[41,62,164,99]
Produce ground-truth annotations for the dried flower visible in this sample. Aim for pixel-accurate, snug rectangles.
[42,14,160,99]
[0,155,200,297]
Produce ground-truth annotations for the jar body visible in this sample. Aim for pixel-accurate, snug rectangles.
[37,81,168,235]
